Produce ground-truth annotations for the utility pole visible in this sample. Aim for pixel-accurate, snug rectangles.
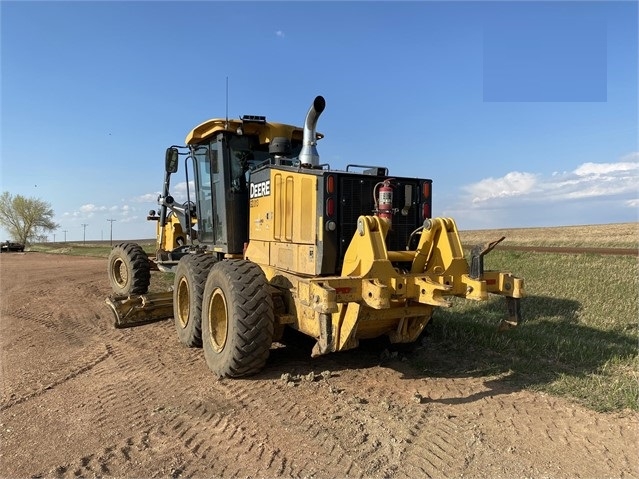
[107,219,116,246]
[81,224,88,245]
[62,230,68,243]
[53,233,56,243]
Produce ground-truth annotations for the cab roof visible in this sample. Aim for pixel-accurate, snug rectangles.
[185,118,324,145]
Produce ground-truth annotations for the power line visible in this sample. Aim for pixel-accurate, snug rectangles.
[81,224,88,245]
[107,219,116,246]
[62,230,68,243]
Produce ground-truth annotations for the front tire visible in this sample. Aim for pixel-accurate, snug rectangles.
[173,254,218,347]
[201,260,274,378]
[107,243,151,295]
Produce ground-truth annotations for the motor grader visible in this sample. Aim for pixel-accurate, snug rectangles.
[106,96,524,378]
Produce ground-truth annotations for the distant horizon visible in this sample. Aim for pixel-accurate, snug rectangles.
[16,220,638,245]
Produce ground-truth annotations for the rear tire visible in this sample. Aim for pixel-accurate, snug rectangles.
[201,260,274,378]
[107,243,151,295]
[173,254,218,347]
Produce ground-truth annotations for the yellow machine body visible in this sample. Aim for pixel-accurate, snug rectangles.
[245,167,524,356]
[106,95,525,373]
[155,213,189,251]
[245,168,320,275]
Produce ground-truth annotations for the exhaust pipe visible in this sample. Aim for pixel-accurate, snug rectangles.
[298,96,326,167]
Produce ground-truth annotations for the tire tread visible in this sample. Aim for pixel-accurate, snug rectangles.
[173,254,218,347]
[202,260,274,378]
[108,242,151,295]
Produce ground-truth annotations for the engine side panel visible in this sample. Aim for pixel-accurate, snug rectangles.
[246,167,320,275]
[246,165,433,277]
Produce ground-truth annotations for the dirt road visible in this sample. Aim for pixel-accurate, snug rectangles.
[1,253,637,478]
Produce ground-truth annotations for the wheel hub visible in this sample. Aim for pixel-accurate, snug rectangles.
[208,288,228,352]
[176,277,190,328]
[112,258,128,287]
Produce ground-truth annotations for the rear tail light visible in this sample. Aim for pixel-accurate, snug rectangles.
[422,181,431,199]
[422,202,431,219]
[326,175,335,194]
[326,197,335,217]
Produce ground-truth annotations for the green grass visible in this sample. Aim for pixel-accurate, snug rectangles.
[29,240,174,293]
[413,250,639,412]
[28,241,156,257]
[150,271,175,293]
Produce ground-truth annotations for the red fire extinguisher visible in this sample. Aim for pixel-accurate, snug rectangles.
[375,179,394,223]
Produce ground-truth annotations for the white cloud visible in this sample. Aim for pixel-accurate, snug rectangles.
[444,154,639,229]
[621,152,639,162]
[62,203,138,222]
[79,204,107,214]
[574,161,639,177]
[466,171,538,203]
[135,183,193,206]
[134,193,160,203]
[275,30,285,38]
[171,181,195,202]
[68,203,108,218]
[465,157,639,207]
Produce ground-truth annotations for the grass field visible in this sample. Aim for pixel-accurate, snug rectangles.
[459,222,638,248]
[27,240,157,257]
[24,223,639,412]
[421,222,638,413]
[419,250,638,413]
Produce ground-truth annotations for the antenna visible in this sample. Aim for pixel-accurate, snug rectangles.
[225,76,229,129]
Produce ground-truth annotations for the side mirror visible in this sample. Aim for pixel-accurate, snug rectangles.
[165,147,179,173]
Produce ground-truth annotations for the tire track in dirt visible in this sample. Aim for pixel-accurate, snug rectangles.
[464,393,639,478]
[88,341,172,431]
[156,400,295,478]
[34,430,179,479]
[32,338,312,478]
[11,305,88,345]
[0,343,111,411]
[209,378,368,478]
[1,288,115,405]
[253,360,474,478]
[7,279,110,347]
[397,410,472,478]
[85,325,335,477]
[142,383,363,478]
[260,351,528,478]
[252,345,421,477]
[34,340,196,477]
[265,347,428,477]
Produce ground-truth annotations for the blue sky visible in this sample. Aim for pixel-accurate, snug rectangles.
[1,0,637,242]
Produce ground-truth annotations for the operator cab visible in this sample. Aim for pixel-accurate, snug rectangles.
[189,130,304,254]
[154,97,432,277]
[153,115,315,264]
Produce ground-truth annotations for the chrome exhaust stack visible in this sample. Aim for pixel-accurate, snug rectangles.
[298,96,326,167]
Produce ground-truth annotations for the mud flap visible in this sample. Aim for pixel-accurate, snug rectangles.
[105,291,174,328]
